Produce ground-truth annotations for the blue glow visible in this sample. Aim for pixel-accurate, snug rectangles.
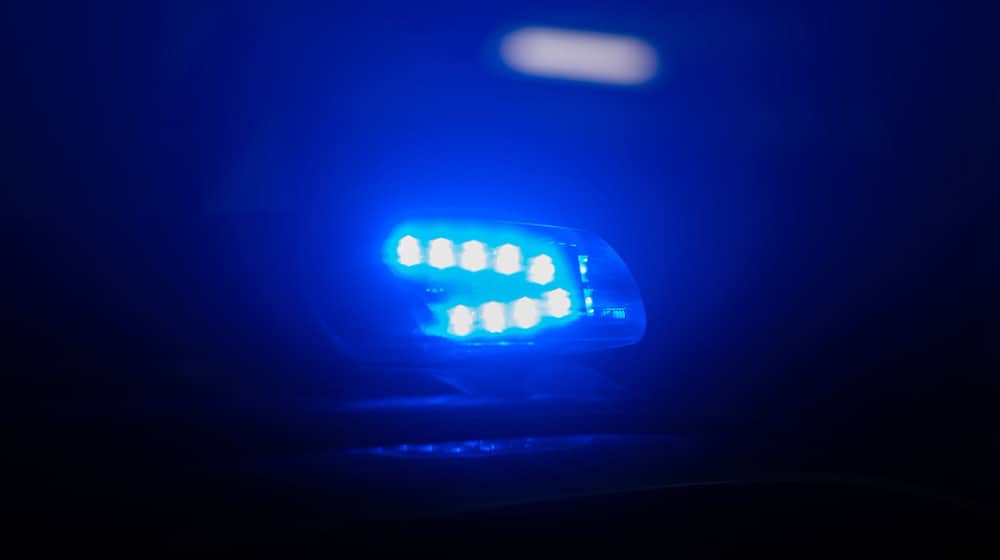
[528,254,555,285]
[480,301,506,333]
[494,243,522,275]
[428,237,456,269]
[448,305,475,336]
[387,221,579,340]
[512,297,540,329]
[396,235,422,266]
[339,395,508,410]
[543,288,572,318]
[350,435,596,459]
[377,220,643,351]
[460,240,488,272]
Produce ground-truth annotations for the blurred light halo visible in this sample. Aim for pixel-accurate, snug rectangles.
[500,26,658,86]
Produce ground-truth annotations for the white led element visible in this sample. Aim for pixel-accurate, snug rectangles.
[543,288,572,318]
[428,238,456,269]
[460,240,488,272]
[499,27,658,86]
[479,301,506,333]
[511,297,540,329]
[397,235,422,266]
[448,305,475,336]
[527,254,555,285]
[494,244,522,275]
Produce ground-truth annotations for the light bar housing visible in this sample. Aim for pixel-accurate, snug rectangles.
[318,220,645,362]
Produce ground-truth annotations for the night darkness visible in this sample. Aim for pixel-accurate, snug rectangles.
[4,0,998,550]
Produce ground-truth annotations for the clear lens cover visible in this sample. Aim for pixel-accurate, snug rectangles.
[316,220,645,362]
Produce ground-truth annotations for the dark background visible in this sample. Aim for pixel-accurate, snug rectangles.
[4,0,997,548]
